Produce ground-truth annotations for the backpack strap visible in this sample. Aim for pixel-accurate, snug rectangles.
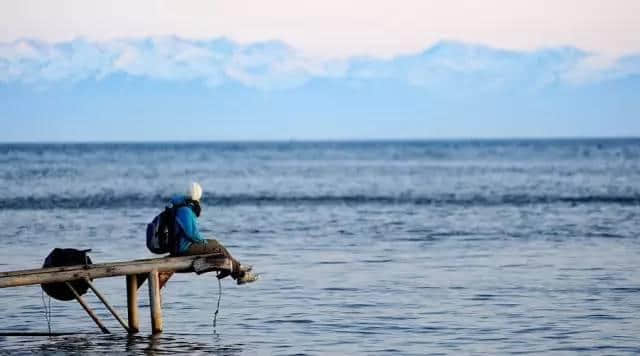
[167,202,192,255]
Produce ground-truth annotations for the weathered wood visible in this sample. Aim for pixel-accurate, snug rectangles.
[126,274,139,334]
[0,254,228,288]
[84,278,129,332]
[193,257,233,274]
[148,270,163,334]
[65,282,110,334]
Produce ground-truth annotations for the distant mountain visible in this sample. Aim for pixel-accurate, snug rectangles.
[1,38,639,141]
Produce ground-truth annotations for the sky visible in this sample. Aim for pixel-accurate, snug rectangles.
[1,1,639,141]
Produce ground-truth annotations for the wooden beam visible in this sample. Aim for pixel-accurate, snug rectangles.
[65,282,110,334]
[84,278,130,332]
[0,254,229,288]
[126,275,139,334]
[148,270,163,334]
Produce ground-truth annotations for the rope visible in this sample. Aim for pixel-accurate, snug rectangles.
[212,275,222,333]
[41,289,52,336]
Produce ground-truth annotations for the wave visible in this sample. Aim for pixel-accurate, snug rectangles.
[0,193,638,209]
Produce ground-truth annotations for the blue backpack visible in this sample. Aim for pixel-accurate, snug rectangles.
[146,204,183,255]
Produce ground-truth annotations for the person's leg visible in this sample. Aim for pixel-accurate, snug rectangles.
[182,239,243,279]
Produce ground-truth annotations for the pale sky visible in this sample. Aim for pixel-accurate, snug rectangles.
[2,0,640,59]
[1,1,639,141]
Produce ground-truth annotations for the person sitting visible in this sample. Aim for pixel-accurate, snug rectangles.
[171,182,257,285]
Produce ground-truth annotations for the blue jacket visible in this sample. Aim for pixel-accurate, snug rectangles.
[170,195,203,253]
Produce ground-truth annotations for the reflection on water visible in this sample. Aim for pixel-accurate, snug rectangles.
[1,333,244,355]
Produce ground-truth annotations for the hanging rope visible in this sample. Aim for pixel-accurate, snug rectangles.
[41,289,52,335]
[212,275,223,333]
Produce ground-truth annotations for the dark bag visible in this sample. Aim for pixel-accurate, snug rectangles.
[41,248,93,301]
[146,206,177,254]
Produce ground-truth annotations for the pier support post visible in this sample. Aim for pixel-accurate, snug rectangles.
[126,274,139,333]
[148,270,163,334]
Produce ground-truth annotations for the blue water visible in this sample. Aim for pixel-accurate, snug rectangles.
[0,139,639,355]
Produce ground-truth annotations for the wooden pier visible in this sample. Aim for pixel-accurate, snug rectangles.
[0,254,232,334]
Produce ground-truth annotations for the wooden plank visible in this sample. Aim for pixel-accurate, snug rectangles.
[148,270,163,334]
[65,282,110,334]
[0,257,181,277]
[0,254,227,278]
[0,254,228,288]
[126,275,139,334]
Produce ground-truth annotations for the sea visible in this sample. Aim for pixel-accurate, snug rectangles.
[0,139,639,355]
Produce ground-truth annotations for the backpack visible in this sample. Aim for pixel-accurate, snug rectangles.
[146,204,183,255]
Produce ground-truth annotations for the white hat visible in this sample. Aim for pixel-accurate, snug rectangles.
[188,182,203,201]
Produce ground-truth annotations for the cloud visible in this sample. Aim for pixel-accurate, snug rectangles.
[347,43,588,92]
[565,52,640,84]
[2,0,640,60]
[2,1,640,90]
[0,37,342,89]
[1,37,639,91]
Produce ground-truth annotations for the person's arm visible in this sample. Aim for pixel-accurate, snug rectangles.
[175,207,204,243]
